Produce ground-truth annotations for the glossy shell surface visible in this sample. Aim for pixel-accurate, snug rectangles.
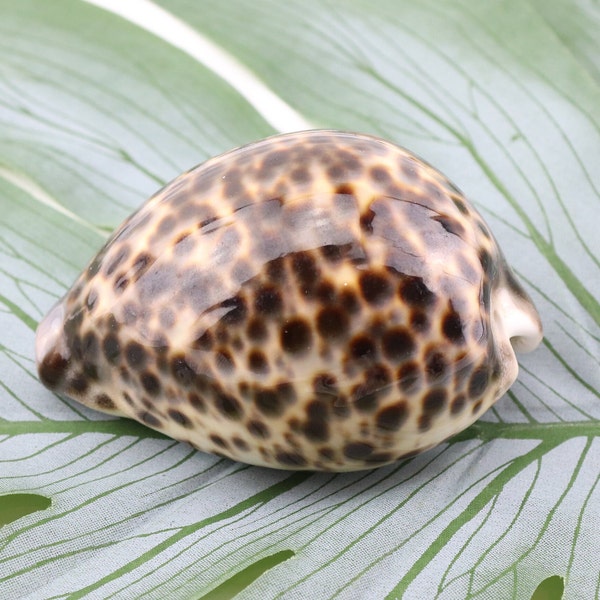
[35,130,543,471]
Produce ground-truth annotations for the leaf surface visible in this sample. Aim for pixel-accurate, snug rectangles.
[0,1,598,598]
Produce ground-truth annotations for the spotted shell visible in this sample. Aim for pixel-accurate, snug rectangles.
[35,130,542,471]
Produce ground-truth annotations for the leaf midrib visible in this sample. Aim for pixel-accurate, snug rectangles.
[2,418,598,443]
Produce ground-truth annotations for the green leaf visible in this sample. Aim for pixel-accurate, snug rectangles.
[0,494,51,527]
[1,1,598,599]
[530,575,565,600]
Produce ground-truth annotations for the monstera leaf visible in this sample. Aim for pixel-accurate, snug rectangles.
[1,0,598,598]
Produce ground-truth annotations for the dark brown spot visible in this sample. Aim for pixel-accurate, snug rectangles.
[171,355,195,386]
[316,280,336,303]
[233,437,249,451]
[452,197,469,215]
[410,309,429,333]
[255,285,283,316]
[266,257,286,282]
[168,409,192,428]
[291,167,310,183]
[422,388,447,416]
[425,351,448,383]
[399,277,436,307]
[123,392,135,406]
[210,434,228,448]
[82,360,98,381]
[255,389,285,416]
[312,373,338,396]
[319,244,346,263]
[326,163,344,180]
[418,415,432,431]
[335,183,355,196]
[343,442,374,460]
[365,452,394,464]
[238,381,251,398]
[248,350,269,374]
[481,280,492,313]
[258,150,286,179]
[472,399,483,414]
[275,451,307,467]
[317,306,349,340]
[125,342,147,370]
[370,166,391,185]
[318,447,335,460]
[193,374,210,394]
[95,394,115,410]
[352,384,379,413]
[247,318,268,341]
[303,420,329,442]
[214,392,242,420]
[397,362,422,395]
[102,333,121,365]
[69,374,88,394]
[139,411,161,428]
[86,288,98,312]
[382,327,415,362]
[332,396,350,418]
[130,252,154,283]
[276,382,297,404]
[340,289,360,313]
[360,208,375,234]
[141,371,161,396]
[442,309,465,344]
[478,248,495,278]
[304,400,327,423]
[352,364,391,412]
[247,420,270,438]
[38,352,69,389]
[280,319,312,354]
[350,335,376,362]
[215,349,235,372]
[451,394,466,415]
[188,392,206,413]
[376,402,408,431]
[291,252,319,285]
[359,271,392,305]
[157,215,176,235]
[216,327,231,344]
[469,367,489,398]
[113,273,129,294]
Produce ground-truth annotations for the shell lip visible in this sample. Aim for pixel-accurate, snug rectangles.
[494,285,543,353]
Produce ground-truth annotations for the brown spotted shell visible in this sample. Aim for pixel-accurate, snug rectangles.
[35,130,542,471]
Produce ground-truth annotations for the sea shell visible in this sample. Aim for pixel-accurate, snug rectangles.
[35,130,543,471]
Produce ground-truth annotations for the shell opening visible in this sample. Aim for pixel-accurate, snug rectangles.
[494,286,543,353]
